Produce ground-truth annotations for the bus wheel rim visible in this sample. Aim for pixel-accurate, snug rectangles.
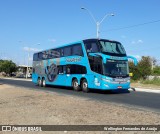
[43,79,45,86]
[38,79,41,85]
[83,82,87,89]
[74,81,78,88]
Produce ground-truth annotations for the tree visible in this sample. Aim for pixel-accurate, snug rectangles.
[0,60,17,76]
[129,56,152,80]
[129,61,141,80]
[138,56,152,79]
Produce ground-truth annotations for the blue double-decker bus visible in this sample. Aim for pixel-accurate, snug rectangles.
[32,38,137,92]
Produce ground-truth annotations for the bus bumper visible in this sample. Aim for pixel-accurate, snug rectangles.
[100,82,130,90]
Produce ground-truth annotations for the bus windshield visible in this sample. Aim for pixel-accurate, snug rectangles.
[103,60,129,77]
[84,39,126,56]
[99,40,126,55]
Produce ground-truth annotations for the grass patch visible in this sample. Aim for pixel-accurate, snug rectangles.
[140,77,160,86]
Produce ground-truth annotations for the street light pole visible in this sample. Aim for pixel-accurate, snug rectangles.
[81,7,114,38]
[19,41,41,79]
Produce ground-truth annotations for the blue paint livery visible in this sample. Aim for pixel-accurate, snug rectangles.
[32,39,137,91]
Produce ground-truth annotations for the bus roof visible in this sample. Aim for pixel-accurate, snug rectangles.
[34,38,120,54]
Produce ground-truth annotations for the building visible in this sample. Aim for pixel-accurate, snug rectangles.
[17,65,32,78]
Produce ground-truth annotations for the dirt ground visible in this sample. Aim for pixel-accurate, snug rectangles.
[0,84,160,134]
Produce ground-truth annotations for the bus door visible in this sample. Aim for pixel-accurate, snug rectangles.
[65,65,72,86]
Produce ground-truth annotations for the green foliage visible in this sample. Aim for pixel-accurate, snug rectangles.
[129,56,152,80]
[129,61,141,80]
[0,60,17,75]
[152,66,160,76]
[138,56,152,79]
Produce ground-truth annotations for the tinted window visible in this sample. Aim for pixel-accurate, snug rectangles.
[66,65,71,74]
[89,56,103,74]
[99,40,126,56]
[50,49,60,58]
[38,52,43,60]
[58,66,64,74]
[72,44,83,56]
[33,53,38,61]
[85,42,99,53]
[64,47,71,56]
[66,65,87,74]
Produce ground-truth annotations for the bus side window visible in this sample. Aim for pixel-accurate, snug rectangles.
[66,66,71,74]
[91,43,99,52]
[58,66,64,74]
[33,53,38,61]
[38,52,43,60]
[85,42,99,53]
[72,44,83,56]
[89,56,103,74]
[64,47,72,56]
[85,43,92,53]
[60,49,64,57]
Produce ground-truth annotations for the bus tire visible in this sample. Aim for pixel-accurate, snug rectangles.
[72,79,81,91]
[38,78,41,86]
[81,79,89,93]
[42,78,46,87]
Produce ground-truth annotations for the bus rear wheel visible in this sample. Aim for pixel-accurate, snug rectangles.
[72,79,81,91]
[81,79,89,93]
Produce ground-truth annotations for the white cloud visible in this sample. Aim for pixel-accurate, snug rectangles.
[131,39,143,44]
[137,39,143,44]
[48,38,56,43]
[128,54,142,61]
[23,47,42,52]
[135,55,141,60]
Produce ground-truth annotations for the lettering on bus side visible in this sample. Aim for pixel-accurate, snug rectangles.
[66,57,81,62]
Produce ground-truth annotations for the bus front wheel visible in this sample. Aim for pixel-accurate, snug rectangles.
[81,79,89,93]
[72,79,81,91]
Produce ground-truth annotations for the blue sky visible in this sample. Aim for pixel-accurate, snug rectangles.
[0,0,160,65]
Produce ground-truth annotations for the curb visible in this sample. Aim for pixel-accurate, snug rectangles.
[129,88,160,94]
[135,88,160,94]
[0,77,32,81]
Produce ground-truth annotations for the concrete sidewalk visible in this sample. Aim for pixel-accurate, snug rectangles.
[0,77,32,81]
[1,77,160,94]
[129,87,160,94]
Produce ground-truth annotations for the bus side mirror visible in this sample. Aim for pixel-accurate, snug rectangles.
[127,56,138,66]
[129,73,133,77]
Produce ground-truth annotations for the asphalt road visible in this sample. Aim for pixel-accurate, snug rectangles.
[1,78,160,113]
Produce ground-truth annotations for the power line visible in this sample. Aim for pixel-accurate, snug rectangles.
[102,19,160,32]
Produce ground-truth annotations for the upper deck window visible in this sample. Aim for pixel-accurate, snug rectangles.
[72,44,83,56]
[83,39,126,56]
[99,41,126,55]
[84,42,99,53]
[64,47,72,56]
